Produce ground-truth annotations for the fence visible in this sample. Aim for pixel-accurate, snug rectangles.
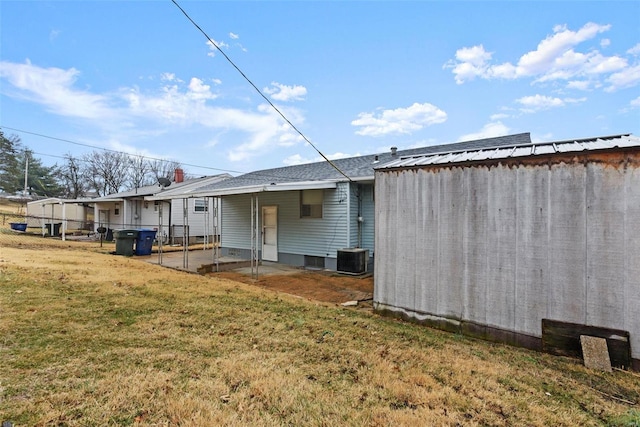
[0,210,97,246]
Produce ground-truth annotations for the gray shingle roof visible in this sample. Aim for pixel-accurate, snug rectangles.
[95,174,231,200]
[194,133,531,194]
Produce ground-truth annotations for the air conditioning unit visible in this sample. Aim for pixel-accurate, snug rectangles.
[337,248,369,275]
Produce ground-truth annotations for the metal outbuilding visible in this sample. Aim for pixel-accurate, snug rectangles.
[373,134,640,370]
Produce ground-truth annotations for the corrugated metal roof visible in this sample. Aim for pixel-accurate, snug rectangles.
[376,134,640,170]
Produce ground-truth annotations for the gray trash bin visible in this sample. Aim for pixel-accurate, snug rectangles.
[115,229,138,256]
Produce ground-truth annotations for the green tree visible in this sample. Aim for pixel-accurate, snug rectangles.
[0,130,24,194]
[20,150,64,197]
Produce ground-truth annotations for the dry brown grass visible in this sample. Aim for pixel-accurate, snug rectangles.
[1,235,639,426]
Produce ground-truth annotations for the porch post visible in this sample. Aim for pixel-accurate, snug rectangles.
[157,202,164,265]
[61,202,66,241]
[182,198,188,269]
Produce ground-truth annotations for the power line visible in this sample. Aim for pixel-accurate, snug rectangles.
[2,125,351,184]
[1,125,245,175]
[170,0,354,183]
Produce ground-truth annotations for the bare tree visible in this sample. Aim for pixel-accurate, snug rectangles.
[83,151,130,196]
[59,153,87,198]
[148,158,182,184]
[128,154,153,190]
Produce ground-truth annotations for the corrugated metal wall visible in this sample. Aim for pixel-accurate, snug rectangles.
[374,155,640,361]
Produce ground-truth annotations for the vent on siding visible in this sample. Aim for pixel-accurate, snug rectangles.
[337,248,369,275]
[304,255,325,270]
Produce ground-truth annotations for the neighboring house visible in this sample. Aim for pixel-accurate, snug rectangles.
[26,197,92,234]
[145,173,232,244]
[84,171,230,241]
[187,133,532,271]
[373,133,640,370]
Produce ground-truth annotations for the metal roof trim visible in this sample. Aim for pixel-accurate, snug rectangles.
[375,134,640,170]
[156,180,339,199]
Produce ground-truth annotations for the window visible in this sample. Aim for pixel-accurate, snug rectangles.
[114,203,120,216]
[301,189,323,218]
[194,199,208,213]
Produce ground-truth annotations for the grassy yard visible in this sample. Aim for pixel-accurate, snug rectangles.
[0,234,638,426]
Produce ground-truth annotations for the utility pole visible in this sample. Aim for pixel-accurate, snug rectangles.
[23,152,29,196]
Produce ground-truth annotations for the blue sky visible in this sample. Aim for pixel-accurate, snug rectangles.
[1,1,639,177]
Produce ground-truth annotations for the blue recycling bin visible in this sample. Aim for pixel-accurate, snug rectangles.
[135,229,157,255]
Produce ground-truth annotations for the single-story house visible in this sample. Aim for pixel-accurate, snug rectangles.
[373,133,640,370]
[186,133,532,272]
[88,171,231,242]
[26,197,93,235]
[39,171,230,242]
[145,173,232,245]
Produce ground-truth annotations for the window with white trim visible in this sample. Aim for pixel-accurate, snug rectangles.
[300,189,323,218]
[194,199,208,213]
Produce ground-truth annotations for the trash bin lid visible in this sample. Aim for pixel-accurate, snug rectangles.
[115,229,139,238]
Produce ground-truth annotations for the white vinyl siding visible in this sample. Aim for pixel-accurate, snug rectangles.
[221,185,350,259]
[359,184,375,253]
[171,198,220,237]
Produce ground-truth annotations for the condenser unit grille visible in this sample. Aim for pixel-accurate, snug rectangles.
[337,248,369,275]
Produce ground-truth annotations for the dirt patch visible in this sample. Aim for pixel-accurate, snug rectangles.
[209,270,373,305]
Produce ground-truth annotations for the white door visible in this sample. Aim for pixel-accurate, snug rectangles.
[262,206,278,261]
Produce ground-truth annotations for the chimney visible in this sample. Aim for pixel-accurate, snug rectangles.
[174,168,184,183]
[390,147,397,156]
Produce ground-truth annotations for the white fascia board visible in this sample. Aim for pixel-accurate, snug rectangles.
[154,180,339,200]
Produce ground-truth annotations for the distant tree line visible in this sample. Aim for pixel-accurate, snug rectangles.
[0,130,183,199]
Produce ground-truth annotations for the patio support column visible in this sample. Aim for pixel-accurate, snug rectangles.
[211,197,219,272]
[41,203,46,237]
[157,202,164,265]
[61,202,66,241]
[182,198,188,269]
[251,194,259,279]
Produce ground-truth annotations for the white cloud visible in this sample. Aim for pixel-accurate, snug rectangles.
[446,45,493,84]
[606,64,640,92]
[446,22,636,91]
[49,29,61,42]
[0,60,115,120]
[229,32,239,40]
[630,96,640,108]
[628,43,640,56]
[517,23,610,77]
[515,94,585,113]
[187,77,216,101]
[567,80,595,91]
[263,82,307,102]
[351,102,447,137]
[160,72,182,82]
[517,94,551,108]
[206,39,229,57]
[282,151,354,166]
[490,113,510,120]
[458,122,510,142]
[0,60,303,163]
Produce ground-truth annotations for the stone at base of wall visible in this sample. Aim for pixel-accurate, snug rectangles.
[374,302,639,372]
